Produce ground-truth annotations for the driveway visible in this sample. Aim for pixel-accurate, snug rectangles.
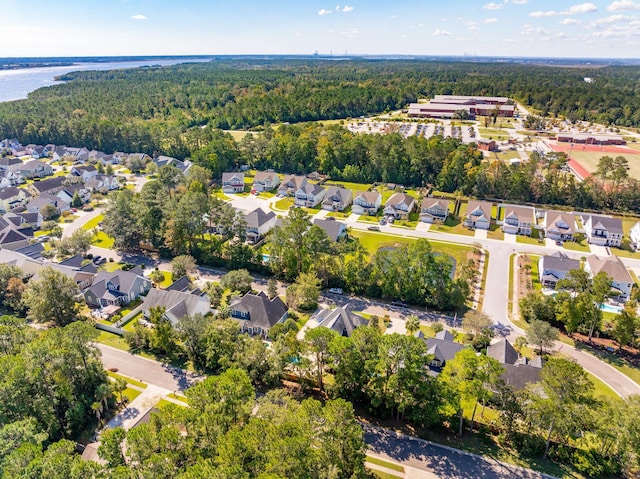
[589,244,610,256]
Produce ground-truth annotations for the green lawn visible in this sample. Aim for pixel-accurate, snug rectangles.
[122,387,142,403]
[370,470,402,479]
[81,214,104,230]
[91,231,115,249]
[34,229,51,237]
[430,215,475,237]
[567,149,640,180]
[107,371,147,389]
[326,208,352,219]
[101,261,123,273]
[562,234,590,252]
[155,270,174,289]
[487,224,504,241]
[493,151,521,162]
[357,213,383,223]
[122,313,143,332]
[324,180,371,193]
[516,230,544,245]
[586,372,620,401]
[478,128,511,140]
[365,456,404,473]
[273,197,295,211]
[97,330,129,351]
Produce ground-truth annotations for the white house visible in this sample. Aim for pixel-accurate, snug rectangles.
[221,172,245,193]
[245,208,278,243]
[383,193,416,219]
[252,171,280,192]
[278,175,307,196]
[544,210,576,242]
[352,191,382,215]
[630,221,640,251]
[419,198,450,223]
[585,254,634,302]
[584,215,623,248]
[538,252,581,288]
[321,187,353,211]
[501,205,535,236]
[294,183,326,208]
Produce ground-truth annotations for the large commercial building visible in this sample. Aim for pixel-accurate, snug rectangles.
[408,95,515,119]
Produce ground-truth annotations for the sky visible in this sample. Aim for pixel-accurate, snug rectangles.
[1,0,640,58]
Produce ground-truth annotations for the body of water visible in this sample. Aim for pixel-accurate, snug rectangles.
[0,58,207,103]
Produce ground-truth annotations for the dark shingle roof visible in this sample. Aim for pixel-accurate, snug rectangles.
[312,218,346,241]
[231,291,288,331]
[487,338,519,365]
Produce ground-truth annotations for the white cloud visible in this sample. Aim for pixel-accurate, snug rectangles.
[131,14,147,20]
[433,29,451,35]
[607,0,640,11]
[341,27,359,37]
[318,8,332,15]
[483,2,503,10]
[483,17,499,23]
[560,18,581,24]
[562,3,597,14]
[592,14,630,23]
[530,10,557,17]
[342,5,354,12]
[510,0,530,4]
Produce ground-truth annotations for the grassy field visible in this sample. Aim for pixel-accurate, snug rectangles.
[568,149,640,179]
[223,130,255,141]
[97,330,129,351]
[273,197,295,211]
[430,215,475,237]
[562,234,590,252]
[107,371,147,389]
[82,214,104,230]
[516,230,544,246]
[366,456,404,473]
[324,180,371,193]
[492,150,522,162]
[586,371,620,401]
[478,128,511,140]
[81,213,115,248]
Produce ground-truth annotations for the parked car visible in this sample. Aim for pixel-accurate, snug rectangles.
[379,217,387,225]
[555,240,563,246]
[367,226,380,231]
[93,255,102,263]
[328,288,343,294]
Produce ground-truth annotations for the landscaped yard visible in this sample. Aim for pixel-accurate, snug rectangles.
[326,207,352,219]
[273,197,295,211]
[107,371,147,390]
[429,215,475,237]
[516,230,544,246]
[82,213,115,248]
[562,234,590,252]
[323,180,371,193]
[97,330,129,351]
[81,214,104,230]
[487,224,504,241]
[478,128,511,140]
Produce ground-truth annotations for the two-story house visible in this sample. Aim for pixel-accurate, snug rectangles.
[277,175,307,196]
[544,210,576,242]
[70,165,98,182]
[252,171,281,192]
[221,172,245,193]
[85,174,120,193]
[321,187,353,211]
[585,254,633,301]
[422,330,467,371]
[230,291,288,338]
[0,169,24,188]
[584,215,623,247]
[538,252,581,288]
[419,198,450,223]
[84,267,152,308]
[487,338,542,390]
[141,288,212,326]
[352,191,382,216]
[313,218,347,241]
[630,221,640,251]
[294,183,326,208]
[463,200,492,230]
[245,208,278,244]
[383,193,416,219]
[19,160,53,179]
[501,205,535,236]
[0,187,28,213]
[27,176,67,196]
[0,157,23,172]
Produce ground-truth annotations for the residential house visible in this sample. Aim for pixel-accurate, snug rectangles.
[141,288,211,326]
[245,208,277,244]
[501,205,535,236]
[0,169,24,188]
[52,146,68,162]
[352,191,382,216]
[15,242,44,261]
[631,221,640,251]
[419,198,450,224]
[127,153,151,165]
[70,165,98,182]
[26,193,70,215]
[538,252,581,288]
[57,186,91,205]
[584,215,623,247]
[252,171,281,192]
[4,211,42,229]
[544,210,576,242]
[19,160,53,179]
[424,330,467,371]
[313,218,347,242]
[294,182,326,208]
[230,291,288,338]
[45,256,97,290]
[84,267,152,308]
[0,249,43,277]
[302,304,366,339]
[28,176,67,196]
[0,217,31,250]
[0,187,28,212]
[322,187,353,211]
[277,175,307,196]
[0,157,23,172]
[85,174,120,193]
[383,193,416,220]
[463,200,492,230]
[585,254,634,302]
[221,172,245,194]
[165,276,193,293]
[487,338,542,391]
[63,147,90,163]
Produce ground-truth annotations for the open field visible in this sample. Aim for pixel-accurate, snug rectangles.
[550,143,640,179]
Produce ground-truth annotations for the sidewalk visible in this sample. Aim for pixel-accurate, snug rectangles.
[104,384,172,430]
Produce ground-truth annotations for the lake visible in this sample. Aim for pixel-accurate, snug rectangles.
[0,59,207,103]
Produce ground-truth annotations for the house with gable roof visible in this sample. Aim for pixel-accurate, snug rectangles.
[487,338,542,390]
[230,291,288,338]
[423,330,467,370]
[544,210,576,242]
[352,191,382,215]
[83,267,152,308]
[501,205,534,236]
[419,198,450,223]
[584,215,623,247]
[585,254,634,301]
[294,182,326,208]
[277,175,307,197]
[245,208,277,243]
[463,200,492,230]
[19,160,53,179]
[321,186,353,211]
[538,252,581,288]
[0,187,28,213]
[141,288,211,326]
[384,192,416,219]
[221,172,245,193]
[302,304,366,339]
[312,218,347,242]
[252,171,280,192]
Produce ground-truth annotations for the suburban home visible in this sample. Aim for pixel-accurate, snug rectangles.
[252,171,281,192]
[15,242,45,261]
[141,288,211,326]
[585,254,634,302]
[83,267,152,308]
[62,147,90,163]
[0,249,43,277]
[221,172,245,193]
[19,160,53,179]
[230,291,288,338]
[302,304,366,339]
[294,182,326,208]
[25,193,70,215]
[70,165,98,182]
[277,175,307,196]
[313,218,347,241]
[0,169,24,188]
[487,338,542,390]
[165,276,193,293]
[321,187,353,211]
[463,200,492,230]
[630,221,640,251]
[128,153,152,165]
[245,208,278,243]
[423,330,467,371]
[4,211,42,229]
[0,187,28,212]
[45,257,97,290]
[153,155,191,173]
[352,191,382,216]
[28,176,67,196]
[501,205,535,236]
[419,198,450,224]
[538,252,581,288]
[0,217,31,251]
[57,186,92,205]
[384,193,416,220]
[0,157,23,172]
[85,174,120,193]
[584,215,623,247]
[544,210,576,242]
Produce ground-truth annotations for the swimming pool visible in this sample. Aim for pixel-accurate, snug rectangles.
[262,254,270,263]
[600,303,623,314]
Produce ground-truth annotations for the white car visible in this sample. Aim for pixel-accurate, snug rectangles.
[328,288,343,294]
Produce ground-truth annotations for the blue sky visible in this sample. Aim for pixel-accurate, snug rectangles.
[1,0,639,58]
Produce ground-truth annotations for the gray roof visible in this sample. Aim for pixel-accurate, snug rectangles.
[280,175,307,190]
[425,335,466,365]
[386,192,414,208]
[323,186,352,204]
[92,268,147,295]
[254,171,279,182]
[504,205,534,222]
[310,304,367,337]
[545,210,576,234]
[15,242,44,260]
[588,215,623,235]
[0,187,22,200]
[312,218,346,241]
[466,200,492,221]
[30,176,66,194]
[165,276,192,292]
[142,288,211,325]
[487,338,519,365]
[230,291,288,331]
[586,254,633,284]
[222,172,244,183]
[298,182,325,196]
[539,252,580,274]
[0,249,43,276]
[354,190,381,204]
[245,208,276,229]
[421,198,450,211]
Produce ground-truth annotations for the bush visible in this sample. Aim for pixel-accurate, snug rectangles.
[572,448,621,477]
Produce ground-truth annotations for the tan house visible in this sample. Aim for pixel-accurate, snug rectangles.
[352,191,382,215]
[463,200,492,230]
[252,171,280,192]
[544,211,576,242]
[501,205,535,236]
[419,198,450,223]
[383,193,416,219]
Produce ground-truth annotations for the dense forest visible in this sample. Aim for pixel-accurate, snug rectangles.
[1,59,640,158]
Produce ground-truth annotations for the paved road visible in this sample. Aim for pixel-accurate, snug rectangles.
[97,344,200,392]
[364,425,558,479]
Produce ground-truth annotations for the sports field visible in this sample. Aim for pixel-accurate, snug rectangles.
[550,143,640,180]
